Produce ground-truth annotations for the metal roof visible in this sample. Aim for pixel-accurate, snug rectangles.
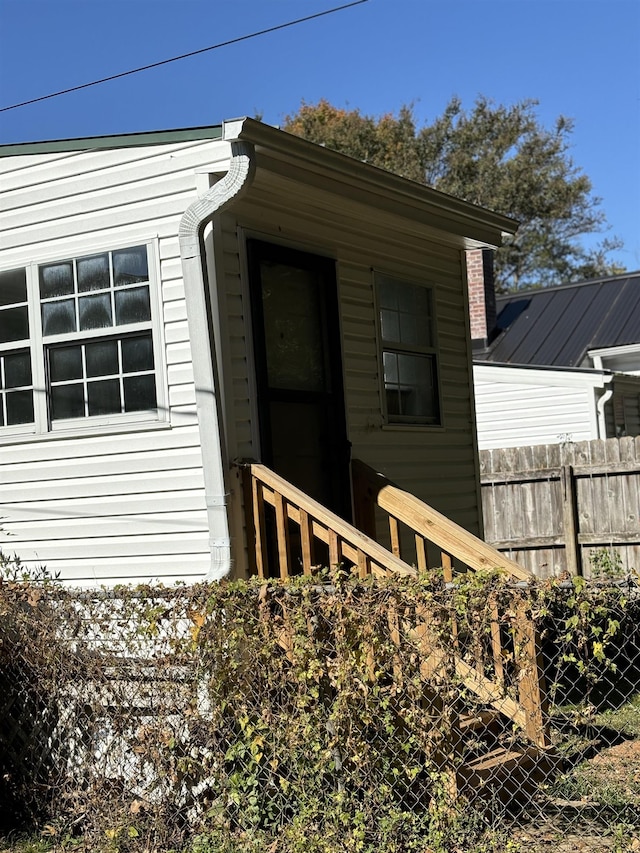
[481,271,640,367]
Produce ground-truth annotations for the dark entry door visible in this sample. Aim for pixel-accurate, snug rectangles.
[247,240,351,520]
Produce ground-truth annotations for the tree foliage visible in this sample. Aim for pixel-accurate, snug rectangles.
[283,98,624,291]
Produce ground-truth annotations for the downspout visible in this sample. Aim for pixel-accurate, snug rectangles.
[596,374,614,439]
[179,129,255,579]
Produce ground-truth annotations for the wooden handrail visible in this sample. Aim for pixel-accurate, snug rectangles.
[240,462,416,580]
[352,459,532,581]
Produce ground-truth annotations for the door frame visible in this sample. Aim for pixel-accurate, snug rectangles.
[246,238,351,519]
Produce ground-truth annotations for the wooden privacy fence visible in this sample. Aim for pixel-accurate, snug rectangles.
[480,436,640,578]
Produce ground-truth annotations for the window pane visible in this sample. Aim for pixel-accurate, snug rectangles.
[77,254,109,293]
[115,286,151,325]
[383,351,398,383]
[396,353,439,420]
[40,262,74,298]
[88,379,121,416]
[383,351,439,422]
[383,351,401,416]
[6,390,34,425]
[380,308,399,342]
[0,268,27,307]
[79,293,112,330]
[113,246,148,286]
[0,305,29,343]
[260,261,327,392]
[399,287,432,347]
[124,374,156,411]
[377,277,397,311]
[49,345,83,381]
[42,299,76,335]
[51,383,84,420]
[5,352,32,388]
[86,340,119,377]
[122,334,154,372]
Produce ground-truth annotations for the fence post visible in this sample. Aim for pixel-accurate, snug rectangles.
[514,598,551,748]
[561,465,582,576]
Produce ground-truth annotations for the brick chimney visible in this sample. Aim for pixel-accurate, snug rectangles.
[466,248,497,349]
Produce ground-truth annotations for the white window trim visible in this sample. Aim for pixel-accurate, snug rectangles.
[0,238,168,439]
[374,270,443,428]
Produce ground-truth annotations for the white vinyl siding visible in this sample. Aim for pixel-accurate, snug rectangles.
[215,177,482,540]
[0,140,225,585]
[473,363,604,450]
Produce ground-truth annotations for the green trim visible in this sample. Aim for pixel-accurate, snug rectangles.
[0,125,223,157]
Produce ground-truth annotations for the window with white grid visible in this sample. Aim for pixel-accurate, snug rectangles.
[0,243,164,436]
[376,273,441,426]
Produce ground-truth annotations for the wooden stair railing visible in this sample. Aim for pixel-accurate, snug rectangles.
[239,462,416,581]
[351,459,549,748]
[238,461,550,752]
[351,459,532,581]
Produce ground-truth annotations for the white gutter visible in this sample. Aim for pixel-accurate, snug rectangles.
[179,122,255,579]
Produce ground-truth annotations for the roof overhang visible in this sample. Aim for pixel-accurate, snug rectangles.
[224,117,518,250]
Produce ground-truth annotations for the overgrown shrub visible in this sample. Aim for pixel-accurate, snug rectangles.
[0,565,637,851]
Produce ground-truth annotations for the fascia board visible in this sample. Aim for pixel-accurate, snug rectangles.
[226,117,518,248]
[473,362,612,389]
[588,343,640,359]
[0,126,223,156]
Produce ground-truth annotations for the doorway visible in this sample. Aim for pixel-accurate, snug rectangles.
[247,240,351,521]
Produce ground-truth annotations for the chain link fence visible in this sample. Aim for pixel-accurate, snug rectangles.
[0,567,638,852]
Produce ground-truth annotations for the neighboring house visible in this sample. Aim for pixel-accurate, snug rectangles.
[467,251,640,449]
[0,119,516,585]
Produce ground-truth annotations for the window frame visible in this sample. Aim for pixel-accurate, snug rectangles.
[374,271,443,428]
[0,239,167,439]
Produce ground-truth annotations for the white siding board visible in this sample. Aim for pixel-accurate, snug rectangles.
[0,426,201,466]
[18,555,213,587]
[7,511,209,542]
[168,384,198,408]
[1,447,205,484]
[167,363,196,387]
[10,533,212,562]
[2,468,206,504]
[163,300,189,325]
[162,281,188,304]
[3,491,211,523]
[164,319,192,345]
[166,341,194,366]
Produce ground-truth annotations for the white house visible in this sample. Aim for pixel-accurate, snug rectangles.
[0,119,517,585]
[467,251,640,449]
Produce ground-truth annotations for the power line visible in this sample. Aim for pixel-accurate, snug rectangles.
[0,0,369,114]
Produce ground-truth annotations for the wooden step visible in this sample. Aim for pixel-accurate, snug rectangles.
[458,744,561,806]
[459,709,503,733]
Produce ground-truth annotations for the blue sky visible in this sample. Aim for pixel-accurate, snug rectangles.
[1,0,639,270]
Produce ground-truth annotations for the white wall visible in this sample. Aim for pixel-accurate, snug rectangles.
[0,139,230,585]
[473,363,605,450]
